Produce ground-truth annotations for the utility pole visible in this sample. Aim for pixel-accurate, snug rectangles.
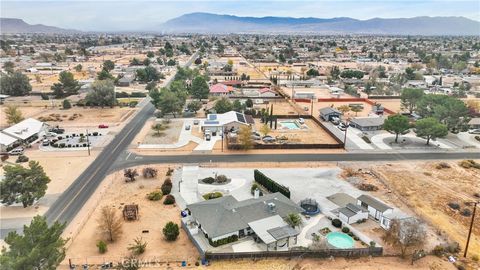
[464,201,478,257]
[86,129,91,156]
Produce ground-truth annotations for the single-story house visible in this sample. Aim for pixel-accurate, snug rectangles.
[201,111,254,135]
[350,117,385,131]
[380,209,413,230]
[338,203,369,224]
[319,107,342,121]
[357,194,393,222]
[294,91,315,99]
[186,192,303,250]
[209,83,234,96]
[221,80,242,87]
[242,89,260,97]
[259,88,277,98]
[0,132,19,152]
[1,118,48,144]
[117,75,135,87]
[468,118,480,129]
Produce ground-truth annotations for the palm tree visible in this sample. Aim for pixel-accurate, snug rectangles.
[284,213,302,228]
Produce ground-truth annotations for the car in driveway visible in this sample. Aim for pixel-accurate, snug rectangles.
[42,139,50,146]
[468,129,480,134]
[262,135,276,143]
[193,120,199,125]
[98,124,109,129]
[8,147,24,155]
[185,125,191,130]
[50,128,65,134]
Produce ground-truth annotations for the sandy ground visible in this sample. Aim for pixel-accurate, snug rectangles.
[136,119,183,145]
[36,107,136,128]
[0,105,48,128]
[350,160,480,259]
[64,165,199,267]
[313,101,385,118]
[370,98,403,113]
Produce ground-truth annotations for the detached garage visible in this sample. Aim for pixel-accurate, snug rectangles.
[338,203,369,224]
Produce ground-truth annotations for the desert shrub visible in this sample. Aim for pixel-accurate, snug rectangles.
[127,237,147,255]
[361,135,371,144]
[97,240,107,254]
[343,167,358,177]
[456,264,466,270]
[332,219,342,228]
[353,236,360,241]
[124,168,139,182]
[142,167,158,178]
[341,227,350,233]
[448,202,460,210]
[460,208,472,217]
[163,222,179,241]
[1,155,8,162]
[147,190,163,201]
[195,261,200,266]
[370,241,376,247]
[251,183,259,195]
[166,167,174,176]
[163,194,175,205]
[474,193,480,198]
[356,218,367,224]
[161,179,173,195]
[432,245,444,257]
[215,174,228,183]
[436,162,451,169]
[445,242,461,253]
[472,254,479,262]
[59,143,65,148]
[458,160,480,169]
[203,192,223,200]
[15,155,29,163]
[93,132,98,136]
[358,183,378,191]
[201,177,215,184]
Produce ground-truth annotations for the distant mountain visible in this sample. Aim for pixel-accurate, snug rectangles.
[0,18,80,34]
[160,13,480,35]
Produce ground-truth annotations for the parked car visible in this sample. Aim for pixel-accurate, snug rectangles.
[50,128,65,134]
[8,148,24,155]
[298,118,305,124]
[42,139,50,146]
[193,120,199,125]
[252,131,261,137]
[185,125,191,130]
[98,124,109,128]
[331,117,340,125]
[262,135,276,143]
[468,129,480,134]
[251,135,261,140]
[205,134,211,141]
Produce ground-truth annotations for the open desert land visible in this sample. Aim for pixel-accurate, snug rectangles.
[343,160,480,259]
[134,118,184,145]
[63,165,200,268]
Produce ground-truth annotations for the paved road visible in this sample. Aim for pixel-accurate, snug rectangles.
[44,51,199,226]
[113,151,480,170]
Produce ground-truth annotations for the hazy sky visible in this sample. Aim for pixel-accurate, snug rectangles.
[1,0,479,31]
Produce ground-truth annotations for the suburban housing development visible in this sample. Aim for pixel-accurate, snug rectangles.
[0,7,479,270]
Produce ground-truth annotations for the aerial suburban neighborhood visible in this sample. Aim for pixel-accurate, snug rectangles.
[0,2,479,270]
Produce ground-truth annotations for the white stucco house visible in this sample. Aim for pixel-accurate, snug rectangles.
[357,194,393,224]
[201,111,255,135]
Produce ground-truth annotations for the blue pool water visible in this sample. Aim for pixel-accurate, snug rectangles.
[280,121,300,130]
[326,232,354,249]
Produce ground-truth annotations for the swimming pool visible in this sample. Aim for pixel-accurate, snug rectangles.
[280,121,300,130]
[326,232,354,249]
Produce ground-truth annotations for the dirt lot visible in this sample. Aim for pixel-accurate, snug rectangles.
[347,160,480,259]
[134,119,183,145]
[64,165,199,266]
[35,107,136,127]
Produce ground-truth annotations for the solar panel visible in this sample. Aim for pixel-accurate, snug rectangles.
[208,114,217,120]
[204,121,219,125]
[236,112,245,123]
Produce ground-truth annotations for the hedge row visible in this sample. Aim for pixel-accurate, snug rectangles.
[208,235,238,247]
[253,169,290,198]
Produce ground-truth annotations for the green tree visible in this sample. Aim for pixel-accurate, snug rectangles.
[163,222,179,241]
[51,71,80,98]
[404,67,416,80]
[0,72,32,96]
[337,105,350,115]
[97,69,114,81]
[383,114,410,143]
[414,117,448,145]
[260,124,271,136]
[3,61,14,73]
[62,99,72,109]
[330,66,340,80]
[152,88,184,118]
[151,123,165,135]
[284,213,302,228]
[146,51,155,58]
[4,105,24,125]
[190,76,209,100]
[187,100,202,113]
[136,66,161,83]
[214,97,233,113]
[102,60,115,72]
[245,98,253,108]
[0,216,67,270]
[306,68,320,77]
[86,79,115,107]
[400,88,424,114]
[130,58,142,66]
[416,95,469,130]
[0,161,51,207]
[350,106,362,116]
[233,99,243,112]
[167,59,176,66]
[340,70,364,79]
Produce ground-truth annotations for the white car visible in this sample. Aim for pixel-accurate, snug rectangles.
[8,148,24,155]
[468,129,480,134]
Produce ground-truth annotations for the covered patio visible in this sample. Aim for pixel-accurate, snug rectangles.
[248,215,299,251]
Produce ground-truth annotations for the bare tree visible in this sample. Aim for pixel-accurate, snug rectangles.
[124,169,139,182]
[98,206,123,242]
[382,218,426,258]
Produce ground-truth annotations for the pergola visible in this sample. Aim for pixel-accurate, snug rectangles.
[248,215,299,251]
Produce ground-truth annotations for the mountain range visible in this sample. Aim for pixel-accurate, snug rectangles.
[1,14,479,35]
[0,18,80,34]
[160,13,480,35]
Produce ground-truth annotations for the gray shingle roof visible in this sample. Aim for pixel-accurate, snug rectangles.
[357,194,392,212]
[350,117,385,127]
[319,107,341,116]
[187,193,303,238]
